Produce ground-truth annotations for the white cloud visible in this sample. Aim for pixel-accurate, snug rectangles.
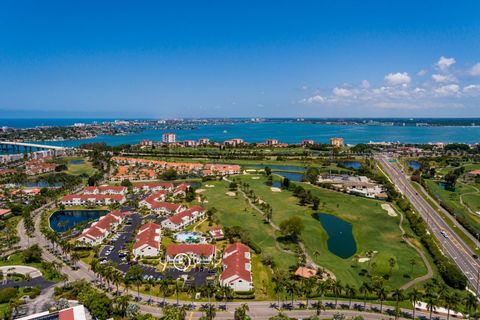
[463,84,480,94]
[332,87,353,97]
[469,63,480,76]
[431,73,456,83]
[435,84,460,96]
[384,72,411,85]
[414,87,426,93]
[361,80,370,88]
[436,56,456,71]
[417,69,427,76]
[300,95,326,104]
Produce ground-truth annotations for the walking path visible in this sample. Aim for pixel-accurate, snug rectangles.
[10,178,452,320]
[396,211,434,289]
[226,177,336,279]
[458,183,480,217]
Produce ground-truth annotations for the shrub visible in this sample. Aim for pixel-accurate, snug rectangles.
[0,287,18,303]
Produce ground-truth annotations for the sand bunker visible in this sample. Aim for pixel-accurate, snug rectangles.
[225,191,236,197]
[381,203,398,217]
[205,184,215,188]
[358,258,370,263]
[270,187,282,192]
[251,177,260,180]
[195,189,205,193]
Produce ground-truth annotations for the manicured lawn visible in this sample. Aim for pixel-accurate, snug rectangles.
[64,157,97,176]
[425,179,480,230]
[201,180,297,272]
[232,175,428,288]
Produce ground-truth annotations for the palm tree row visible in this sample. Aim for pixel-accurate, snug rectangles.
[272,271,479,320]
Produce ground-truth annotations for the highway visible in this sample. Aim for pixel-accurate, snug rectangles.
[376,154,480,295]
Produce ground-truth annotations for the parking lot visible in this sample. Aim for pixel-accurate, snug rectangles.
[98,211,214,287]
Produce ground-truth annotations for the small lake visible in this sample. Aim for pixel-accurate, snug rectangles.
[438,181,456,191]
[69,159,85,165]
[49,210,109,233]
[317,213,356,259]
[275,171,304,182]
[24,181,63,188]
[271,181,282,188]
[408,160,422,170]
[337,161,362,170]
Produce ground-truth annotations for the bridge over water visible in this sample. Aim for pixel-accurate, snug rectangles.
[0,141,69,153]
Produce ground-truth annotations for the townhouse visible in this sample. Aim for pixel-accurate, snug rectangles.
[132,182,174,193]
[220,243,253,292]
[84,186,127,195]
[111,156,240,177]
[60,194,126,206]
[76,210,129,246]
[25,159,57,175]
[161,205,205,230]
[203,164,241,176]
[140,195,184,214]
[133,222,161,258]
[166,244,216,265]
[209,226,224,240]
[172,183,190,197]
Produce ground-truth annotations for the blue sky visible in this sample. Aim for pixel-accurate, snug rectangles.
[1,1,480,118]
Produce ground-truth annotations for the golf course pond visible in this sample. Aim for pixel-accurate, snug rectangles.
[337,161,362,170]
[407,160,422,170]
[316,213,357,259]
[50,209,109,232]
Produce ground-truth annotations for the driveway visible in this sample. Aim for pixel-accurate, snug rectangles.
[98,212,213,286]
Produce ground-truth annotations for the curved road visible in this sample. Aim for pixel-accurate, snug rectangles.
[13,185,457,319]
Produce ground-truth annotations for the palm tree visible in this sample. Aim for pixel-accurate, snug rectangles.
[303,277,316,308]
[203,303,216,320]
[221,285,234,309]
[285,281,297,306]
[159,279,169,308]
[388,257,396,275]
[112,271,121,294]
[409,258,417,275]
[345,284,356,309]
[332,280,343,309]
[273,270,285,308]
[424,290,438,320]
[174,280,182,305]
[359,282,371,311]
[409,288,422,320]
[464,292,478,317]
[442,290,459,320]
[188,284,197,306]
[234,304,250,320]
[376,286,388,314]
[202,282,216,306]
[315,280,328,312]
[273,280,284,309]
[114,294,130,317]
[70,251,80,269]
[392,288,405,320]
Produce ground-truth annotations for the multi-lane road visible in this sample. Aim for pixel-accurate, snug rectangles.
[376,154,480,295]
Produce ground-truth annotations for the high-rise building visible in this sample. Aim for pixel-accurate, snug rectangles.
[162,132,176,143]
[330,137,344,147]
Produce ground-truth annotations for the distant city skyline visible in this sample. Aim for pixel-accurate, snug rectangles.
[1,1,480,118]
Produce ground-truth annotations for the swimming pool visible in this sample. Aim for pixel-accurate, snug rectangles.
[173,232,207,244]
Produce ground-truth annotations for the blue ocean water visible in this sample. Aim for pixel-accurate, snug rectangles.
[0,118,117,128]
[1,120,480,150]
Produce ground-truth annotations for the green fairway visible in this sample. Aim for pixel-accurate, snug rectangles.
[64,157,97,176]
[200,180,298,271]
[425,179,480,230]
[217,175,428,288]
